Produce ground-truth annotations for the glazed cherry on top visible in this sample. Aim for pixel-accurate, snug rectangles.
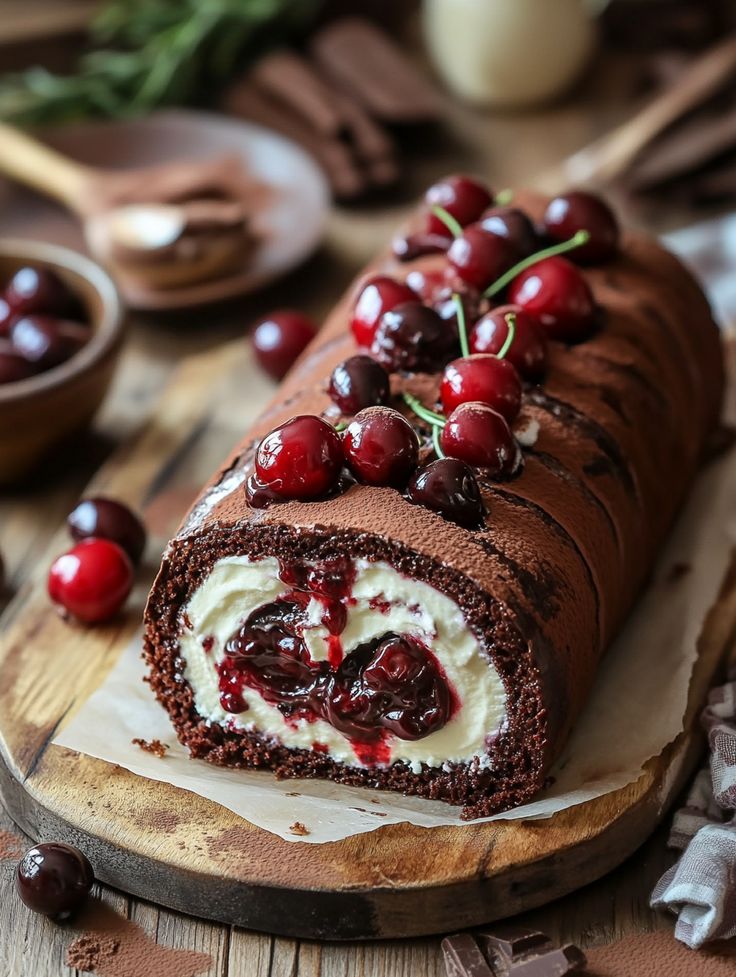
[254,415,343,501]
[543,191,620,264]
[424,175,493,235]
[351,276,417,348]
[469,305,548,381]
[440,354,522,421]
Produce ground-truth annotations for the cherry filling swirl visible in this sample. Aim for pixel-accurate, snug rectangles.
[216,559,457,751]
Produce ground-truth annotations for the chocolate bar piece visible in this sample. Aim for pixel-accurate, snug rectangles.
[478,929,586,976]
[442,934,494,977]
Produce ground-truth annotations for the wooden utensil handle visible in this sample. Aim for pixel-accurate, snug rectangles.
[0,121,92,212]
[565,34,736,185]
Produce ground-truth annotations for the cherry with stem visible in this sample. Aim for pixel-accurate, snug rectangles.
[483,230,590,299]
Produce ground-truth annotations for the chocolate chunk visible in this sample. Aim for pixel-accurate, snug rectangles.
[477,928,586,976]
[442,934,495,977]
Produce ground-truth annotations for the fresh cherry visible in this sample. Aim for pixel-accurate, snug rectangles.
[440,354,521,421]
[10,316,90,370]
[48,539,134,624]
[392,232,452,262]
[480,206,539,257]
[0,339,36,384]
[440,403,518,475]
[16,842,94,920]
[5,266,76,317]
[543,191,620,264]
[343,407,419,487]
[424,175,493,235]
[350,276,418,348]
[407,458,485,528]
[328,355,390,414]
[371,301,454,373]
[67,497,147,565]
[0,297,15,337]
[254,415,343,501]
[251,310,317,381]
[447,224,519,291]
[469,305,548,381]
[404,268,484,332]
[508,256,597,342]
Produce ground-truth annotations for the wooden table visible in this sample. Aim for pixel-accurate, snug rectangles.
[0,47,700,977]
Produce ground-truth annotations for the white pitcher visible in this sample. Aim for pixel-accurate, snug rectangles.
[423,0,611,108]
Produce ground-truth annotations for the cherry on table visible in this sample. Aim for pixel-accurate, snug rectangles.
[424,175,493,235]
[343,407,419,487]
[328,355,390,415]
[447,224,520,291]
[67,497,147,565]
[441,403,518,475]
[0,339,36,385]
[10,316,90,371]
[469,304,548,381]
[16,842,94,920]
[5,266,76,317]
[440,354,522,421]
[508,256,597,342]
[406,458,485,528]
[351,276,418,349]
[255,415,344,501]
[480,206,539,257]
[543,191,620,264]
[371,301,455,373]
[48,538,134,624]
[251,310,317,381]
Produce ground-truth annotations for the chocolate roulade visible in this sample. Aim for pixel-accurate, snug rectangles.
[144,184,723,818]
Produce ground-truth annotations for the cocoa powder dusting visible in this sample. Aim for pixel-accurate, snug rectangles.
[132,738,169,758]
[66,901,210,977]
[0,828,23,859]
[586,929,736,976]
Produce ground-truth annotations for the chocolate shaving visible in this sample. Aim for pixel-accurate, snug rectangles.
[310,17,443,122]
[132,738,168,758]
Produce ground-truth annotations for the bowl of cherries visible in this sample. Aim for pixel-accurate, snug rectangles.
[0,239,124,485]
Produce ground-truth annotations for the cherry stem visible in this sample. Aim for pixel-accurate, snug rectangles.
[334,420,348,432]
[431,205,463,239]
[495,188,514,206]
[432,423,445,459]
[453,292,470,358]
[496,311,516,360]
[402,391,446,428]
[483,229,591,299]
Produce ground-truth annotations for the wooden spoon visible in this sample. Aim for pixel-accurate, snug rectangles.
[0,121,256,295]
[535,34,736,193]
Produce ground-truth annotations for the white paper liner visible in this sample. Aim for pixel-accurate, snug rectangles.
[54,432,736,843]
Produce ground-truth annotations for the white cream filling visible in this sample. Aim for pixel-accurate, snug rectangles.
[179,556,507,770]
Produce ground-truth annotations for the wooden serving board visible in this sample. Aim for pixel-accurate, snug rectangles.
[0,338,734,941]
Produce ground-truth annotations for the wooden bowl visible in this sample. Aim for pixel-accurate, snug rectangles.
[0,240,124,485]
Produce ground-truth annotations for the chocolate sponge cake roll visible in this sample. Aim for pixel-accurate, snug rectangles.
[144,182,723,818]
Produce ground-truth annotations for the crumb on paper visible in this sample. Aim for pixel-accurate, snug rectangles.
[289,821,310,836]
[285,791,301,797]
[132,738,169,758]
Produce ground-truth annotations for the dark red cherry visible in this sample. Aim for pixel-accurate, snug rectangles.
[251,310,317,380]
[447,224,520,291]
[245,473,283,509]
[255,415,343,501]
[480,206,539,257]
[407,458,485,528]
[543,191,620,264]
[469,304,548,381]
[0,339,36,384]
[328,355,390,414]
[67,497,147,565]
[5,266,76,317]
[16,842,94,920]
[10,316,90,370]
[351,276,417,348]
[392,232,452,262]
[440,354,521,421]
[343,407,419,487]
[425,175,493,235]
[48,539,134,624]
[0,296,16,337]
[371,301,454,373]
[508,256,597,342]
[441,403,518,474]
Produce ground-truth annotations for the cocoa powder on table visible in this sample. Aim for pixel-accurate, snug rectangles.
[586,929,736,976]
[0,828,23,859]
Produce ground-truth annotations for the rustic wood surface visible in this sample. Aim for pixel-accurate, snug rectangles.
[1,336,733,945]
[0,35,724,977]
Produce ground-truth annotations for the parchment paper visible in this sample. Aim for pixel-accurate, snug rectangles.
[54,426,736,843]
